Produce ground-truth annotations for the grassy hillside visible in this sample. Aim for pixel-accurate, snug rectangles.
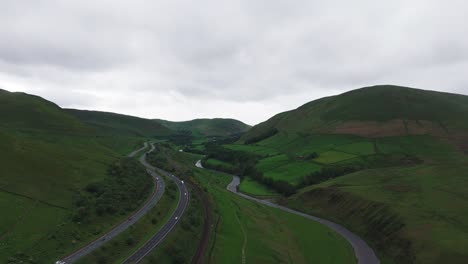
[67,109,171,137]
[0,90,151,262]
[242,85,468,141]
[0,89,90,134]
[225,85,468,263]
[154,118,250,137]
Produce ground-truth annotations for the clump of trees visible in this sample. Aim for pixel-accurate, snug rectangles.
[203,145,258,175]
[304,152,319,159]
[245,166,296,196]
[71,158,152,223]
[297,165,361,188]
[202,145,296,196]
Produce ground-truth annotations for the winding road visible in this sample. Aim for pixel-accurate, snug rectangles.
[58,143,188,264]
[195,160,380,264]
[122,159,190,263]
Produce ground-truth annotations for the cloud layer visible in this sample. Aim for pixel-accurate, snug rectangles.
[1,0,467,124]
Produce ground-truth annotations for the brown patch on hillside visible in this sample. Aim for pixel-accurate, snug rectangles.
[333,119,450,138]
[334,119,407,137]
[446,133,468,154]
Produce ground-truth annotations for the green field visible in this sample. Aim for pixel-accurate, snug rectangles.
[224,135,378,184]
[263,160,321,183]
[314,150,357,164]
[225,143,280,156]
[194,168,356,264]
[205,158,235,170]
[239,177,278,196]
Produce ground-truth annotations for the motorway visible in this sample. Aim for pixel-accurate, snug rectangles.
[122,165,190,263]
[59,143,165,263]
[195,160,380,264]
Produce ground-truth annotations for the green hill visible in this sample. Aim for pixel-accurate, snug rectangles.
[66,109,171,137]
[154,118,250,137]
[222,85,468,263]
[242,85,468,141]
[0,89,90,134]
[0,90,150,262]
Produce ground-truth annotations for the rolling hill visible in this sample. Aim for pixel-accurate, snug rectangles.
[242,85,468,142]
[222,85,468,263]
[0,89,90,134]
[66,109,171,137]
[0,90,152,262]
[154,118,250,137]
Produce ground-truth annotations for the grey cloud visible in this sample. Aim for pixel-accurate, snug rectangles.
[0,0,467,125]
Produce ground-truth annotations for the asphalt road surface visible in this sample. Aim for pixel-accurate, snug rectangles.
[127,142,149,158]
[195,160,380,264]
[58,143,165,264]
[122,167,190,263]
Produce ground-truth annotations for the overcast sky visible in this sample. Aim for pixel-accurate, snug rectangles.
[1,0,467,125]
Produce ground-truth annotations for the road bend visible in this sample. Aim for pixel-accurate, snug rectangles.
[58,143,164,263]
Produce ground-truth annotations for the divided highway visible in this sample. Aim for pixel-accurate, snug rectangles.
[59,143,165,263]
[122,166,189,263]
[195,160,380,264]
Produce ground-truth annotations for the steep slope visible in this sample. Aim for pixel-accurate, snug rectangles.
[154,118,250,137]
[66,109,171,137]
[0,90,150,262]
[242,85,468,141]
[0,89,90,134]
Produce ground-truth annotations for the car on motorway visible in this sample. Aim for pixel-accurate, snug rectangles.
[181,180,184,184]
[175,216,178,220]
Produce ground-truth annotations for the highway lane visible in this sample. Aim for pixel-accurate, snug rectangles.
[195,160,380,264]
[122,167,190,263]
[58,143,165,264]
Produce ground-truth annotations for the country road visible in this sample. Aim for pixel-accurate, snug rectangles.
[58,143,165,263]
[195,160,380,264]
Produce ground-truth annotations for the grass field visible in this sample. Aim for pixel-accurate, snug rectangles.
[259,159,322,184]
[238,177,278,196]
[314,150,357,164]
[224,134,377,184]
[225,144,280,156]
[205,158,235,170]
[194,168,356,264]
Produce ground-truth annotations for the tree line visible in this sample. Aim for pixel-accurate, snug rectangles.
[72,158,152,223]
